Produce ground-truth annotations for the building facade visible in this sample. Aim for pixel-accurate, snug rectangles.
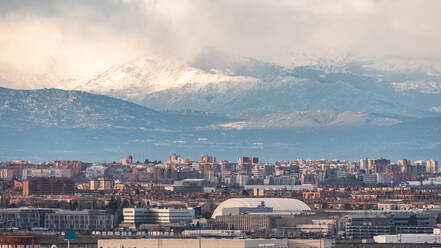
[44,209,114,231]
[22,177,75,195]
[123,208,195,227]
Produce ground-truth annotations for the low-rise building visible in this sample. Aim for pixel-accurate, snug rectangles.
[44,209,114,231]
[98,238,335,248]
[122,208,195,228]
[0,208,52,229]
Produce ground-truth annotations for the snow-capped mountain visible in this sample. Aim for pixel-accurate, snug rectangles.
[74,54,441,117]
[79,57,257,102]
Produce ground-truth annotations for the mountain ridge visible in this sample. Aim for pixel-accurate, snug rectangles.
[74,56,441,117]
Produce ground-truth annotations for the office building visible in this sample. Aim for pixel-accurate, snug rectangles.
[0,208,52,229]
[123,208,195,227]
[44,209,114,231]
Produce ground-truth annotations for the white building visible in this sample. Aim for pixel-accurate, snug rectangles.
[212,198,311,218]
[376,173,390,185]
[84,164,107,178]
[22,168,63,179]
[123,208,195,227]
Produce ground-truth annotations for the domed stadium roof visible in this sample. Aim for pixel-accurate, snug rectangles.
[211,198,311,218]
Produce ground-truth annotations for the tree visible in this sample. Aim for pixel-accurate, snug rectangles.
[408,215,418,226]
[107,196,118,211]
[71,201,79,210]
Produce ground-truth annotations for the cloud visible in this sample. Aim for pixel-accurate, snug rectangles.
[0,0,440,89]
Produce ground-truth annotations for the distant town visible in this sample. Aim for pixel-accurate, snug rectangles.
[1,155,441,247]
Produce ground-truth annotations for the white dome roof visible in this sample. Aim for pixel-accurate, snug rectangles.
[212,198,311,218]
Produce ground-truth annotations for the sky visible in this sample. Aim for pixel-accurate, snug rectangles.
[0,0,440,89]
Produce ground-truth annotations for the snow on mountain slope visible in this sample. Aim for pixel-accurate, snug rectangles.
[211,110,406,130]
[77,56,441,116]
[392,80,441,94]
[79,57,257,102]
[362,57,441,76]
[9,54,436,117]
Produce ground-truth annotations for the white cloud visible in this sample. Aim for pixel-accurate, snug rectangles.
[0,0,440,89]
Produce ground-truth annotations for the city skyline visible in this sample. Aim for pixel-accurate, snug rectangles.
[1,1,441,247]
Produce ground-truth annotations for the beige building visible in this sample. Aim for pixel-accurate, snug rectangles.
[215,215,273,230]
[427,160,439,173]
[120,155,133,165]
[98,238,334,248]
[90,178,114,191]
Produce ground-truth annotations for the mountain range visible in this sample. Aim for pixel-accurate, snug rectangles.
[76,53,441,117]
[1,54,441,162]
[0,86,440,162]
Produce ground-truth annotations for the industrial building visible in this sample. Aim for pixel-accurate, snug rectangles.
[98,238,334,248]
[211,198,311,218]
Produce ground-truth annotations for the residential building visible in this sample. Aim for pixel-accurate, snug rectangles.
[427,160,439,173]
[120,155,133,165]
[22,177,75,195]
[90,178,114,191]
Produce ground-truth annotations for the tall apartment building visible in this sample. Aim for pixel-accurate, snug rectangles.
[22,177,75,195]
[201,155,216,163]
[368,158,390,173]
[238,156,259,165]
[427,160,439,173]
[122,208,195,227]
[398,159,412,173]
[360,158,368,170]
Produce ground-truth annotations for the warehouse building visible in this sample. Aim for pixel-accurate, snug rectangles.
[98,238,334,248]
